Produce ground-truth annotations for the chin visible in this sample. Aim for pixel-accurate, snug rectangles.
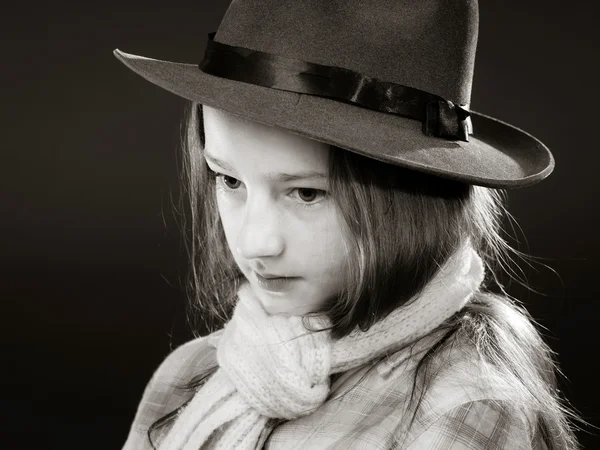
[259,296,300,316]
[254,291,315,317]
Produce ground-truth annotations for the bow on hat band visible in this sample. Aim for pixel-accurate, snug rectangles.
[199,33,472,142]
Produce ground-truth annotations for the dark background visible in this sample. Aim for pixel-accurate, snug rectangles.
[4,1,599,448]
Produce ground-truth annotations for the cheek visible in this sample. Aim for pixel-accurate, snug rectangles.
[216,196,241,254]
[295,214,349,276]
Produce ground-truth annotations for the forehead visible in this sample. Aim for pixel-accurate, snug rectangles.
[203,106,330,171]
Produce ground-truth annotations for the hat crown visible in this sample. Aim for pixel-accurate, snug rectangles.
[215,0,479,105]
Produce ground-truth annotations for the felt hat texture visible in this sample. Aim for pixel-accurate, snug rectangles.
[114,0,554,188]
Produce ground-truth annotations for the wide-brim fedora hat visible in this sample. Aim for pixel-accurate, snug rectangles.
[114,0,554,189]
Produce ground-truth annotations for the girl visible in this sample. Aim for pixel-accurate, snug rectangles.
[115,0,581,448]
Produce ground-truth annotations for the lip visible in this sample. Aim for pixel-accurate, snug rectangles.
[255,272,300,293]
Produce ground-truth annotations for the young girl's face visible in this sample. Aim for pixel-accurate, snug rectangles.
[203,106,349,316]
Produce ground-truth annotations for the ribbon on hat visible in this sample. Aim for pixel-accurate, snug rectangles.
[199,33,472,142]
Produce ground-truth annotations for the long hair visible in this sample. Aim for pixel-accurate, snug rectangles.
[150,103,582,448]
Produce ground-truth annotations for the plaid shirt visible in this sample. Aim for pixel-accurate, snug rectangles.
[123,330,546,449]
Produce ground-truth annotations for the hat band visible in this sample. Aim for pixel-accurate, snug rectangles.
[199,33,471,142]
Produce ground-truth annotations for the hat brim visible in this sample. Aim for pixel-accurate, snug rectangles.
[113,49,554,189]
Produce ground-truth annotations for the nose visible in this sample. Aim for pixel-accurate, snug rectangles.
[235,195,285,261]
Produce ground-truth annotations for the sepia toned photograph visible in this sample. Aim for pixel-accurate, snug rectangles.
[4,1,599,448]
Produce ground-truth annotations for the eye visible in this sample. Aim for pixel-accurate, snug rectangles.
[223,175,241,190]
[205,164,243,191]
[297,188,320,203]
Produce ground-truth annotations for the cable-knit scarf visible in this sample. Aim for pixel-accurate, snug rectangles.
[159,242,484,450]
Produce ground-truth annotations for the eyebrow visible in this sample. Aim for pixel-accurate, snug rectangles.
[204,152,327,182]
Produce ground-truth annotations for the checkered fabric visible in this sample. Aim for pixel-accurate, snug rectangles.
[123,330,545,449]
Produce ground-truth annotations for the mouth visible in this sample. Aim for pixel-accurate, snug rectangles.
[255,272,300,293]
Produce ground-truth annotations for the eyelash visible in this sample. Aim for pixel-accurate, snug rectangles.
[205,166,327,208]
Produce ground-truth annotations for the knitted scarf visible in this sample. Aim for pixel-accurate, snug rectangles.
[159,242,484,450]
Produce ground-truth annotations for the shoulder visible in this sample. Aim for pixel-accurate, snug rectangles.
[403,399,542,450]
[267,330,538,449]
[149,329,221,391]
[122,329,222,450]
[388,330,542,448]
